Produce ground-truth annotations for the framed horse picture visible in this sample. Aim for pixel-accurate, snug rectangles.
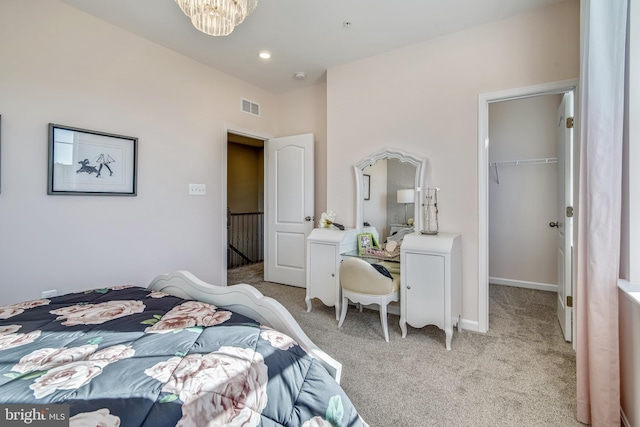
[47,124,137,196]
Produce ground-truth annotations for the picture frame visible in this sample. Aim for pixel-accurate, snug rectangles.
[357,232,378,254]
[363,174,370,200]
[48,123,137,196]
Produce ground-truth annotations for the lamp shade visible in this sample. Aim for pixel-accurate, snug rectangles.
[397,189,414,204]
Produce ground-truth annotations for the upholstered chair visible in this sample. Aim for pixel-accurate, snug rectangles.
[338,257,400,342]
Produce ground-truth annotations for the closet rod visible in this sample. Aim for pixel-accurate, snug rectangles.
[489,157,558,167]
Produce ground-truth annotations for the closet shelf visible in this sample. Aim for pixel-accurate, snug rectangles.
[489,157,558,166]
[490,157,558,185]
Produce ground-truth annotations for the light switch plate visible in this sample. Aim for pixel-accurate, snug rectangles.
[189,183,206,195]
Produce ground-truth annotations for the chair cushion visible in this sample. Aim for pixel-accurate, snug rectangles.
[340,257,399,295]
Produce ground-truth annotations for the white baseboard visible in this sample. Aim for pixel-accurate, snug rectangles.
[490,277,558,293]
[460,319,480,332]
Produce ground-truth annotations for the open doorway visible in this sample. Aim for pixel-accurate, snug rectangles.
[488,95,561,293]
[478,79,578,337]
[226,132,265,270]
[224,130,315,288]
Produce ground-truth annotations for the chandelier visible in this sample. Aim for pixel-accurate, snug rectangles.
[175,0,259,36]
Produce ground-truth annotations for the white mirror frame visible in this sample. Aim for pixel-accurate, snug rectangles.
[354,148,427,233]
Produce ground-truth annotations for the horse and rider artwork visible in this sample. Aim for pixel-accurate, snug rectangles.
[76,153,115,178]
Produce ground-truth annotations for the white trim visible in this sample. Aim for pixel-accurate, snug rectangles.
[490,277,558,293]
[618,279,640,306]
[460,318,480,333]
[477,79,578,333]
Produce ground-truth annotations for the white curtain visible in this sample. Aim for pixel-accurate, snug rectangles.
[576,1,628,426]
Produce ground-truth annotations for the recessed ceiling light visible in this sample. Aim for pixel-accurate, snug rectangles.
[294,72,307,80]
[259,51,271,59]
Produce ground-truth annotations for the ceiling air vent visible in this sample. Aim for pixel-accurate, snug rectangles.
[241,98,260,117]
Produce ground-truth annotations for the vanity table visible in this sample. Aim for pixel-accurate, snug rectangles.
[400,232,462,350]
[336,232,462,349]
[308,147,460,345]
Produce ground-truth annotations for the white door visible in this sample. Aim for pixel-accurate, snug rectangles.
[556,92,574,342]
[265,134,314,287]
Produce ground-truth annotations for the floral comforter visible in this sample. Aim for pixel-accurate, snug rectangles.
[0,286,366,427]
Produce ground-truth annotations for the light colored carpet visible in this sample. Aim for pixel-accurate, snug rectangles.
[228,263,583,427]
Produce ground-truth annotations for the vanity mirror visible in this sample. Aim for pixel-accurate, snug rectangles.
[354,148,427,242]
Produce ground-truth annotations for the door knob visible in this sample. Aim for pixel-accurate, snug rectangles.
[549,221,559,228]
[305,216,312,222]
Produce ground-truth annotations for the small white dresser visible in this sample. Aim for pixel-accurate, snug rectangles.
[305,228,361,319]
[400,232,462,350]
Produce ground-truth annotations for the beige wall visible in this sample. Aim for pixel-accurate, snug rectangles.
[227,143,263,213]
[276,83,328,223]
[489,95,561,288]
[0,0,278,303]
[326,0,580,326]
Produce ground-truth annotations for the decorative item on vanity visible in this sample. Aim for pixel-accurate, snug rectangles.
[357,232,378,255]
[318,210,344,230]
[397,188,414,225]
[364,240,400,260]
[421,187,439,235]
[385,240,398,253]
[174,0,258,36]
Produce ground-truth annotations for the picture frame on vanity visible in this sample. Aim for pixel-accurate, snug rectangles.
[47,123,137,196]
[363,174,370,200]
[357,232,377,254]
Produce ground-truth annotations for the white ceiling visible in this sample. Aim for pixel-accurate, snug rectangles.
[59,0,568,94]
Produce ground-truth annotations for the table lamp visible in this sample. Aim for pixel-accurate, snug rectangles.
[397,189,414,225]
